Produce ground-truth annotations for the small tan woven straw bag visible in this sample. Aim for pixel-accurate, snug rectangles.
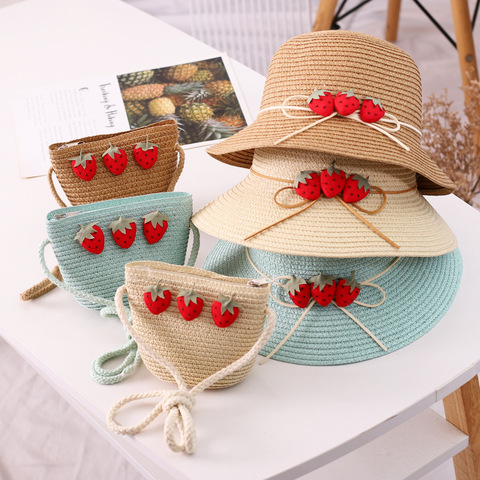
[48,119,184,207]
[108,261,275,454]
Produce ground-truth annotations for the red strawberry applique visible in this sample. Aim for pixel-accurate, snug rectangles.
[176,287,205,321]
[70,150,96,181]
[343,174,371,203]
[359,97,385,123]
[333,89,360,116]
[307,89,334,117]
[294,171,322,200]
[109,216,137,249]
[142,210,170,244]
[133,136,159,169]
[211,294,243,328]
[285,275,311,308]
[102,142,128,175]
[320,161,346,198]
[144,281,172,314]
[335,271,361,307]
[74,222,104,254]
[309,272,336,307]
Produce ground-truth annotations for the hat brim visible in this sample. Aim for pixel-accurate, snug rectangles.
[207,109,455,195]
[193,150,457,258]
[203,241,463,365]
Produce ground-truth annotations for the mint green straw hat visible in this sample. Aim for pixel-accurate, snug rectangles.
[203,241,462,365]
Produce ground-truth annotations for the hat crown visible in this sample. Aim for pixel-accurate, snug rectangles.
[261,30,422,131]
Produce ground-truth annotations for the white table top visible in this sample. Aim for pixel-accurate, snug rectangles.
[2,1,480,479]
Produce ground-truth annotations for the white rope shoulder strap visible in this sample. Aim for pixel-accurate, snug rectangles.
[107,285,276,455]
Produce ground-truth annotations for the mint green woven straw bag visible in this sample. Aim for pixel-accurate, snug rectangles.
[21,192,198,385]
[203,241,463,365]
[31,192,198,310]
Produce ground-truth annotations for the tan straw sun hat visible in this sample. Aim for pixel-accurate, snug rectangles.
[206,30,455,195]
[192,148,457,257]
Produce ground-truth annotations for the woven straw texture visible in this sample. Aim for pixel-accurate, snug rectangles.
[49,120,183,206]
[207,30,455,195]
[124,261,270,389]
[204,241,463,365]
[193,148,457,258]
[46,192,192,310]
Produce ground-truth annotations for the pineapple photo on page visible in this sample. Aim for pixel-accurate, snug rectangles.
[116,56,249,146]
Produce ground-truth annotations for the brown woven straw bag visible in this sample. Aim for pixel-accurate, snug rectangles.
[48,120,184,207]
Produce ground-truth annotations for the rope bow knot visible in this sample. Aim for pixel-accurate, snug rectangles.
[162,390,197,454]
[258,94,422,151]
[106,389,197,455]
[245,169,417,249]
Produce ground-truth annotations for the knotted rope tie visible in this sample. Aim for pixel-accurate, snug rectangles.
[107,389,197,454]
[245,170,416,249]
[258,94,422,151]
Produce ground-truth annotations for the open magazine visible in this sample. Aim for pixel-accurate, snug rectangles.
[14,55,251,178]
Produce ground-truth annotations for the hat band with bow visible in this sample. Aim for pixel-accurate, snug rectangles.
[258,93,422,151]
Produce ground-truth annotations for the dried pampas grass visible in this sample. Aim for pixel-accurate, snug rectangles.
[422,79,480,208]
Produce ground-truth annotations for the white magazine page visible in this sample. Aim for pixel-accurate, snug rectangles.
[14,79,128,178]
[14,54,252,178]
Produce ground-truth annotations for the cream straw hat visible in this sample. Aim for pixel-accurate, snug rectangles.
[206,30,455,195]
[192,148,457,257]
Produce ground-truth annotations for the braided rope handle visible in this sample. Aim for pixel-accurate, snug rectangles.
[186,221,200,267]
[90,336,142,385]
[110,285,276,454]
[33,238,115,307]
[166,144,185,192]
[48,166,68,208]
[20,265,62,301]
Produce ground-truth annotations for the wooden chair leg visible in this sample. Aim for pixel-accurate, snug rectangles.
[385,0,402,42]
[443,376,480,479]
[449,0,480,178]
[312,0,338,31]
[449,0,479,91]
